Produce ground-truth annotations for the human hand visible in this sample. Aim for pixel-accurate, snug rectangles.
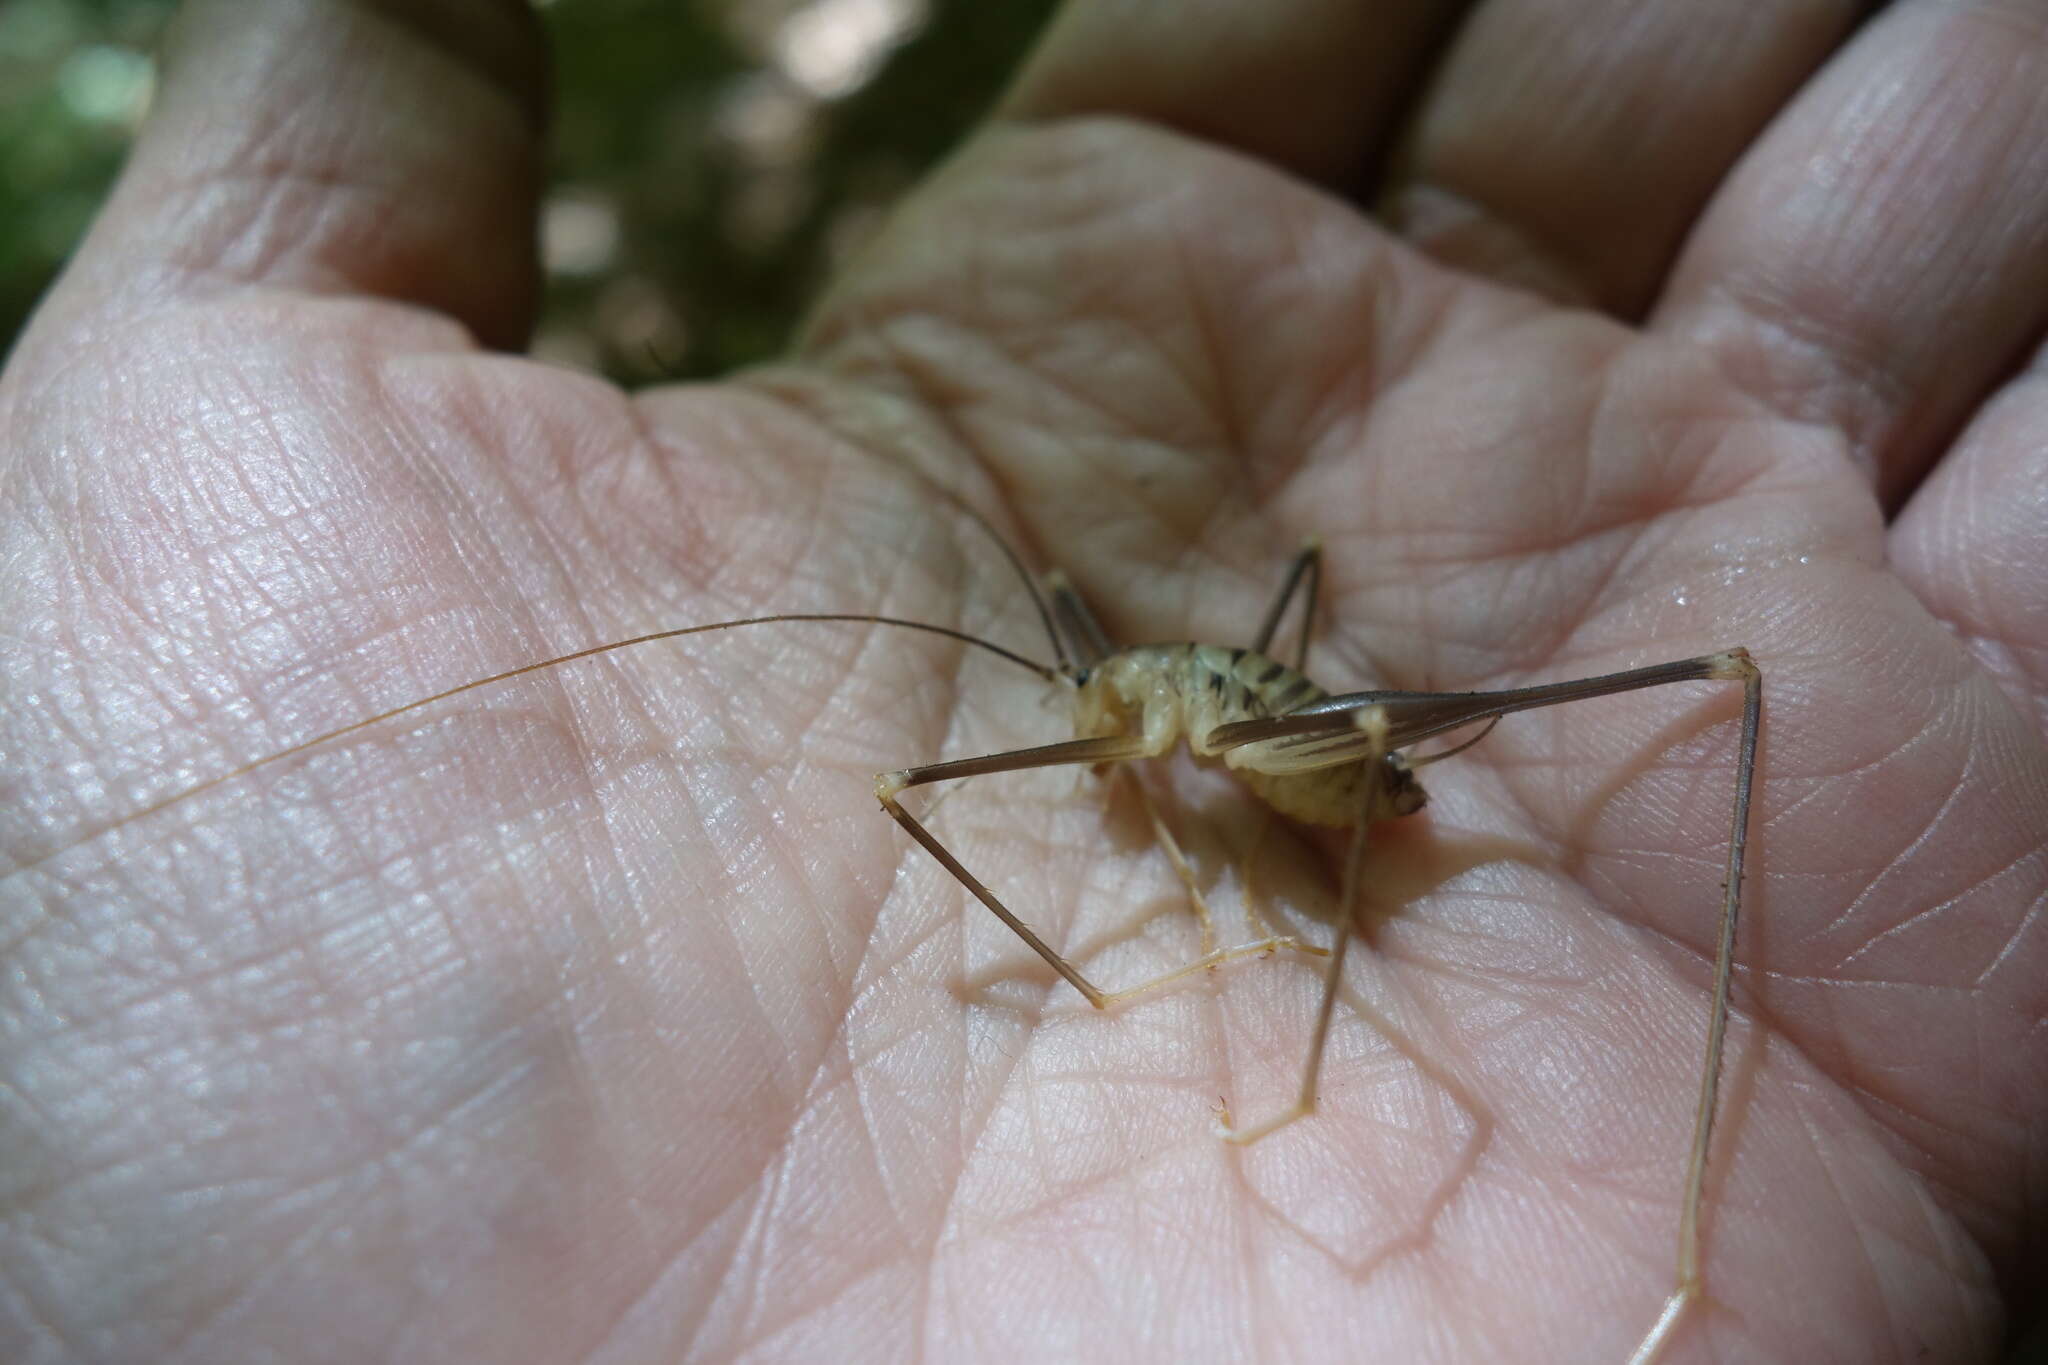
[2,3,2042,1362]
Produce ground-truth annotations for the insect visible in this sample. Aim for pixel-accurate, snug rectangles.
[25,512,1759,1364]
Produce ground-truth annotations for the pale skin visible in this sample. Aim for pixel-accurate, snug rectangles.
[2,0,2046,1361]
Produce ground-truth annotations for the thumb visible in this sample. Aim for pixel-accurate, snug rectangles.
[25,0,546,356]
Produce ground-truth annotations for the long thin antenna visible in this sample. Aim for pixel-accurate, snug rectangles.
[823,300,1072,673]
[922,481,1073,675]
[19,614,1056,873]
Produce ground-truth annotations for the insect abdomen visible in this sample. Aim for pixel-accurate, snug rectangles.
[1174,646,1422,828]
[1238,762,1379,827]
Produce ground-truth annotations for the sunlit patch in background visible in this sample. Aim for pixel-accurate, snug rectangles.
[54,43,153,126]
[771,0,928,99]
[543,188,622,278]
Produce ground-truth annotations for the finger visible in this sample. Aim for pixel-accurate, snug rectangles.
[1381,0,1863,312]
[1890,360,2048,728]
[34,0,545,352]
[999,0,1465,189]
[1652,0,2048,503]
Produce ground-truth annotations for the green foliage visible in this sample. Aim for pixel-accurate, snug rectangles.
[539,0,1056,380]
[0,0,174,360]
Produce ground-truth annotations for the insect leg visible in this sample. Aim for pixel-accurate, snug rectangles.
[1115,766,1219,956]
[1239,538,1326,941]
[1119,765,1330,966]
[1251,537,1323,670]
[878,736,1154,1007]
[878,735,1331,1009]
[1043,571,1117,668]
[1216,796,1372,1145]
[1205,651,1756,756]
[1240,814,1278,940]
[1629,650,1763,1365]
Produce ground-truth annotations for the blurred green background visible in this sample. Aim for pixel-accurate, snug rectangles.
[0,0,1056,379]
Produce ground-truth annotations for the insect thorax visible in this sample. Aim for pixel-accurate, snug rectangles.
[1074,644,1427,828]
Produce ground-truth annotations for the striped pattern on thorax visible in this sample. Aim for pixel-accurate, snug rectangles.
[1091,643,1325,751]
[1083,644,1419,828]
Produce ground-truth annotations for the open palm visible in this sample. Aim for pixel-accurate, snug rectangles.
[3,3,2043,1363]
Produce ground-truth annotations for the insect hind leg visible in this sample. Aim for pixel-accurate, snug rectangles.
[1215,808,1368,1145]
[1252,537,1322,669]
[1115,768,1331,985]
[878,736,1324,1012]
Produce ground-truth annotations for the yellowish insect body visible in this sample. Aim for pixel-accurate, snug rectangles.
[1073,642,1425,826]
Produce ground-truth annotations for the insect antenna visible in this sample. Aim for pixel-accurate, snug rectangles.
[16,613,1058,874]
[1404,716,1500,768]
[911,477,1074,677]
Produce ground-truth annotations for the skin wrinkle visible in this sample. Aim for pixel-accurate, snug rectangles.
[737,1257,922,1360]
[801,323,1076,560]
[735,683,853,994]
[540,1003,645,1304]
[632,1161,777,1363]
[555,737,651,980]
[940,310,1180,455]
[1243,239,1459,518]
[152,15,533,277]
[1813,730,1972,944]
[169,1020,542,1357]
[1804,1111,1926,1362]
[1856,843,2041,984]
[843,1009,922,1247]
[108,444,540,837]
[959,1081,1180,1240]
[172,137,480,305]
[12,728,440,965]
[1235,1147,1276,1359]
[662,518,992,1345]
[1797,1029,2027,1280]
[723,828,806,1109]
[798,646,958,1252]
[0,1266,75,1365]
[359,364,534,556]
[928,780,1076,1218]
[1314,459,1733,688]
[1830,1051,2005,1230]
[1243,206,1354,448]
[46,919,334,1067]
[794,508,978,936]
[1676,270,1908,451]
[1980,884,2048,984]
[845,191,1204,453]
[154,155,377,290]
[1168,228,1244,466]
[835,851,966,1008]
[733,1070,893,1349]
[719,1110,793,1351]
[160,1170,364,1362]
[1212,961,1441,1301]
[1915,1175,2003,1358]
